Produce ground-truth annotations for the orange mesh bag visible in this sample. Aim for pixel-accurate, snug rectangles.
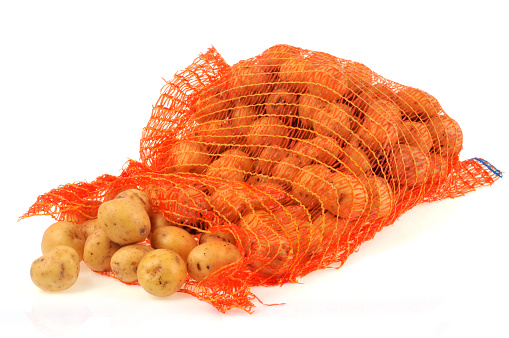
[21,45,502,313]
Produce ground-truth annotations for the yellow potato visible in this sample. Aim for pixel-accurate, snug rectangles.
[312,102,352,141]
[150,225,198,262]
[137,249,187,297]
[149,211,179,236]
[278,57,312,93]
[186,241,242,282]
[321,171,370,219]
[270,155,306,187]
[192,84,232,123]
[165,141,210,174]
[395,87,441,122]
[193,119,236,154]
[114,188,152,215]
[398,120,433,153]
[205,149,253,183]
[98,198,151,246]
[291,135,342,166]
[306,64,349,102]
[259,44,302,73]
[163,184,211,226]
[251,146,289,175]
[264,86,299,118]
[230,102,260,136]
[30,245,80,291]
[298,94,328,129]
[229,60,276,104]
[79,218,100,239]
[426,114,463,158]
[292,164,332,210]
[41,221,86,261]
[208,184,249,223]
[199,231,237,245]
[388,143,430,187]
[83,229,121,272]
[110,244,154,283]
[366,175,394,219]
[338,144,372,176]
[245,116,290,155]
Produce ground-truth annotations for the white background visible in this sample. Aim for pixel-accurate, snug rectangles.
[1,1,508,337]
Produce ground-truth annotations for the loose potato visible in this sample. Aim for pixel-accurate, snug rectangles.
[79,218,100,239]
[115,188,152,214]
[150,226,198,262]
[137,249,187,297]
[41,221,86,261]
[199,231,237,245]
[97,198,151,246]
[110,244,154,283]
[149,211,179,236]
[30,245,80,291]
[83,229,121,272]
[187,241,242,282]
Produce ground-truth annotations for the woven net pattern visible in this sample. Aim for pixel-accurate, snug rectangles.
[21,45,502,313]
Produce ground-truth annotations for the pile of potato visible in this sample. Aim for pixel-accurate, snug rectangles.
[30,189,242,296]
[31,44,465,294]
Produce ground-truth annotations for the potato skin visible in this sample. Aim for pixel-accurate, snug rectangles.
[41,221,86,261]
[115,189,152,214]
[79,218,100,239]
[83,229,121,272]
[199,231,237,245]
[110,244,154,283]
[187,241,242,282]
[30,245,80,291]
[150,226,198,262]
[97,198,151,246]
[137,249,187,297]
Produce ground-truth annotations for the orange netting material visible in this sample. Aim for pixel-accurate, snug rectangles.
[21,45,502,313]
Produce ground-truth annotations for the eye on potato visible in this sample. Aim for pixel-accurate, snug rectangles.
[186,241,242,282]
[98,198,151,246]
[137,249,188,297]
[41,221,86,261]
[110,244,154,283]
[30,245,80,291]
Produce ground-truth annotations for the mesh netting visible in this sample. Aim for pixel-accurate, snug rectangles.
[21,45,502,313]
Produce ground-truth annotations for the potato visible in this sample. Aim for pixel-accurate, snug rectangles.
[206,148,253,183]
[97,198,151,246]
[137,249,187,297]
[149,211,179,236]
[165,141,210,174]
[150,226,198,262]
[298,94,328,129]
[356,100,402,152]
[398,120,433,153]
[83,229,122,272]
[321,171,370,219]
[366,175,394,219]
[199,231,237,245]
[230,102,260,136]
[306,64,349,102]
[278,57,311,93]
[208,184,249,223]
[338,144,372,176]
[291,135,342,166]
[270,155,306,186]
[251,146,289,175]
[229,60,276,104]
[192,84,232,123]
[110,244,154,283]
[41,221,86,261]
[426,114,463,158]
[312,102,352,141]
[163,184,211,226]
[264,86,299,118]
[115,188,152,215]
[30,245,80,291]
[245,116,290,155]
[193,119,236,154]
[259,44,301,73]
[187,241,242,282]
[291,164,332,210]
[388,143,430,187]
[79,218,100,239]
[395,87,441,122]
